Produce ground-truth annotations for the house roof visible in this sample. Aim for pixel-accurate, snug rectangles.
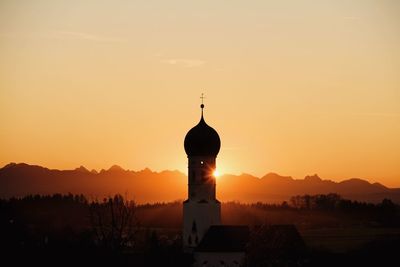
[247,224,307,259]
[254,224,306,250]
[195,225,250,252]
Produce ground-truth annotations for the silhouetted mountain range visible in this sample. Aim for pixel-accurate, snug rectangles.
[1,163,399,203]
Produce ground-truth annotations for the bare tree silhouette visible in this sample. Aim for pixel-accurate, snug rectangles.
[89,194,139,251]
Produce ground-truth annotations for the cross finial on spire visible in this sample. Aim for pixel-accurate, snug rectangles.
[200,93,205,109]
[200,93,205,119]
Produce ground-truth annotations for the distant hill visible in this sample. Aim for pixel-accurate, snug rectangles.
[218,173,400,204]
[1,163,399,204]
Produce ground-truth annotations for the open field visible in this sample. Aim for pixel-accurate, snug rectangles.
[300,227,400,253]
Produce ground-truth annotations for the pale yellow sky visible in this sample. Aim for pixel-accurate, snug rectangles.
[1,0,399,187]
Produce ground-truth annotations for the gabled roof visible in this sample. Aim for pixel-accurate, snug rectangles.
[195,225,250,252]
[247,224,307,259]
[253,225,306,250]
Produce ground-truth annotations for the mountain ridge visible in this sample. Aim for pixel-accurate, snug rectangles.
[1,163,399,204]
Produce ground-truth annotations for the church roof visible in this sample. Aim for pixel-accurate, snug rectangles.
[246,224,308,259]
[252,224,306,251]
[195,225,250,252]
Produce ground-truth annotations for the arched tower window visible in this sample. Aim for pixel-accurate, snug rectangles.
[191,170,196,182]
[202,170,208,181]
[192,221,197,233]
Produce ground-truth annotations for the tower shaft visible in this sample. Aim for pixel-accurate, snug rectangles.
[183,155,221,251]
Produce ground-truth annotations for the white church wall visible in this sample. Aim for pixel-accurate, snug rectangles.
[183,200,221,250]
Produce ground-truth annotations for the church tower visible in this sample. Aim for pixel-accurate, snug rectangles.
[183,101,221,252]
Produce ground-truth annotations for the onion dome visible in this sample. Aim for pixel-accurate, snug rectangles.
[184,104,221,157]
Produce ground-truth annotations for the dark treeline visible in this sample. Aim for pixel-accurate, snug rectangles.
[289,193,399,226]
[0,193,186,266]
[289,193,397,212]
[224,194,400,228]
[1,193,400,230]
[1,193,400,266]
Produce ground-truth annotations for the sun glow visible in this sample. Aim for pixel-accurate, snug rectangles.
[213,170,220,178]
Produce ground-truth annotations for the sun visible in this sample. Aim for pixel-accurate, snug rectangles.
[213,169,220,178]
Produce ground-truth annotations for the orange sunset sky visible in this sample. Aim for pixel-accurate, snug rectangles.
[0,1,399,187]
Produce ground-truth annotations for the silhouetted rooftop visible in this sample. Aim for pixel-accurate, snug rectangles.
[247,224,308,259]
[195,225,249,252]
